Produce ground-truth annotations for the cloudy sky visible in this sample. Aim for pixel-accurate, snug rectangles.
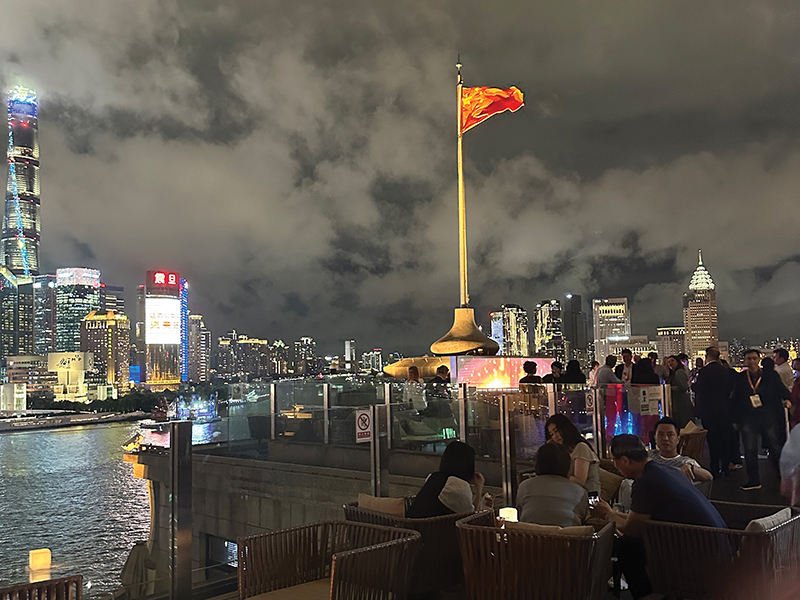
[3,0,800,356]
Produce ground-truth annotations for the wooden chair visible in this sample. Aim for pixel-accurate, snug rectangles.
[678,429,708,464]
[237,521,420,600]
[0,575,83,600]
[643,501,800,600]
[343,500,476,596]
[456,512,615,600]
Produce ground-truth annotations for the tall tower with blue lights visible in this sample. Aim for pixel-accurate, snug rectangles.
[3,86,40,276]
[179,277,189,383]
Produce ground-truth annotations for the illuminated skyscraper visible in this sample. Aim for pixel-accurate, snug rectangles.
[344,340,356,372]
[534,300,566,361]
[592,298,631,360]
[143,270,181,389]
[55,268,101,352]
[490,304,529,356]
[3,86,40,276]
[80,310,131,390]
[562,294,588,363]
[100,284,125,313]
[292,336,318,375]
[683,250,718,361]
[33,274,56,355]
[656,326,686,358]
[188,314,211,382]
[179,277,189,383]
[270,340,289,375]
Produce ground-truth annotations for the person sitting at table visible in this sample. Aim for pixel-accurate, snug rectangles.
[407,441,491,518]
[545,414,601,495]
[516,443,589,527]
[591,434,726,600]
[650,417,713,482]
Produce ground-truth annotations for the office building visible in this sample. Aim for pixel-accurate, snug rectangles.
[238,336,270,379]
[292,337,318,375]
[344,340,356,372]
[100,284,125,313]
[55,268,101,352]
[143,270,181,389]
[683,251,718,362]
[592,298,631,360]
[562,294,588,363]
[0,383,26,410]
[188,314,211,382]
[0,267,34,361]
[489,304,529,357]
[361,348,383,372]
[270,340,289,375]
[656,326,686,358]
[608,335,657,359]
[534,300,566,362]
[33,274,56,355]
[6,354,56,393]
[216,332,236,377]
[80,311,131,390]
[3,86,40,276]
[48,352,93,402]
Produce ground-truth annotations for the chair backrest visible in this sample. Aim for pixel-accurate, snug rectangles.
[678,429,707,463]
[0,575,83,600]
[456,513,614,600]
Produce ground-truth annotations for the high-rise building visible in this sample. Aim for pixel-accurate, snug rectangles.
[17,279,33,355]
[99,284,125,313]
[188,314,211,382]
[608,335,657,358]
[534,300,566,362]
[33,274,56,355]
[292,337,318,375]
[179,278,189,383]
[656,326,686,358]
[3,86,40,277]
[361,348,384,372]
[80,310,131,390]
[344,340,356,372]
[0,267,19,360]
[683,251,718,362]
[55,268,102,352]
[592,298,631,360]
[216,331,237,377]
[270,340,289,375]
[489,304,529,356]
[143,270,181,389]
[6,354,56,393]
[562,294,588,363]
[238,336,270,379]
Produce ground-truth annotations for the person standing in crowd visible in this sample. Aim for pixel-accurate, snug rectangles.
[588,361,600,387]
[561,359,587,384]
[542,361,563,384]
[667,355,694,428]
[615,349,634,383]
[517,443,589,527]
[694,346,735,476]
[678,353,690,371]
[649,352,669,383]
[519,360,542,384]
[791,366,800,431]
[650,417,713,482]
[793,357,800,383]
[773,347,794,392]
[403,365,426,410]
[591,435,726,600]
[732,349,791,491]
[545,414,601,495]
[632,357,660,384]
[689,357,704,387]
[596,355,622,385]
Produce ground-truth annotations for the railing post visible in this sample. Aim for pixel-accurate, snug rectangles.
[499,394,517,507]
[662,383,671,418]
[269,382,277,440]
[592,387,608,459]
[458,383,468,442]
[322,383,330,445]
[383,382,392,449]
[369,404,389,497]
[547,383,557,417]
[170,421,192,600]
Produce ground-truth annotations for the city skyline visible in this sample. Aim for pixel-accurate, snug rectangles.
[4,3,800,356]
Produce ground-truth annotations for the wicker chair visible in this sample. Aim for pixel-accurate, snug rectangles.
[0,575,82,600]
[643,501,800,600]
[456,512,615,600]
[678,429,707,464]
[343,499,475,596]
[237,521,420,600]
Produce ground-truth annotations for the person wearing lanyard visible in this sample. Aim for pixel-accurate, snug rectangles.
[731,349,791,491]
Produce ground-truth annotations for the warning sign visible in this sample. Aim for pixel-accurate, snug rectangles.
[356,409,372,443]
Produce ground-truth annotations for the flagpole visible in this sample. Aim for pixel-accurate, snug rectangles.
[457,61,469,307]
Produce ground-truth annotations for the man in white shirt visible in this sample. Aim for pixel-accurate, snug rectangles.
[773,347,793,391]
[650,417,713,482]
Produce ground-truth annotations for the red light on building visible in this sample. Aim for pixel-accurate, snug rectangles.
[154,272,166,285]
[168,273,177,285]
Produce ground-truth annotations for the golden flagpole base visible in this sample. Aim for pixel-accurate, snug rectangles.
[430,307,500,356]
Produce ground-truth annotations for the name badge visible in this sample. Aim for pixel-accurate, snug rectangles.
[750,394,763,408]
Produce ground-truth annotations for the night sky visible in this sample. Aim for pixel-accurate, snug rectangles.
[3,1,800,356]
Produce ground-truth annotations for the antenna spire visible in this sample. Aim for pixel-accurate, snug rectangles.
[698,249,703,266]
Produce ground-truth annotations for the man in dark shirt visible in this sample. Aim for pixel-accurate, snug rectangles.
[519,360,542,384]
[593,434,726,599]
[542,361,562,384]
[694,346,735,476]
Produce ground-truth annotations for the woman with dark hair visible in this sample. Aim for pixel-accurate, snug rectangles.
[631,357,659,384]
[516,443,589,526]
[407,441,491,517]
[561,360,587,384]
[667,355,693,429]
[545,414,601,495]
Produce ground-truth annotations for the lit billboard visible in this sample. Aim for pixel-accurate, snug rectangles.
[452,356,555,389]
[146,297,181,345]
[56,268,101,288]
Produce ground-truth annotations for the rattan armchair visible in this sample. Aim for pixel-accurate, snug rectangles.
[677,429,707,464]
[456,512,615,600]
[237,521,420,600]
[0,575,82,600]
[343,499,475,595]
[643,501,800,600]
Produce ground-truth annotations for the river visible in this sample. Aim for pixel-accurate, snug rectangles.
[0,422,150,597]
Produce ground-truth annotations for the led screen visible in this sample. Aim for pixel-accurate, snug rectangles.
[146,297,181,345]
[452,356,554,389]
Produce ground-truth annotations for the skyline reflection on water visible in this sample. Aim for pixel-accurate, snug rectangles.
[0,422,150,597]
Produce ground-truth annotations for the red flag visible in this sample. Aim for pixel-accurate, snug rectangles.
[461,86,524,134]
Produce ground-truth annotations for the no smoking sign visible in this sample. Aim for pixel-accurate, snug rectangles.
[355,409,372,443]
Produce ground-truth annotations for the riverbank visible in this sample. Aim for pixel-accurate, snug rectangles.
[0,410,146,433]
